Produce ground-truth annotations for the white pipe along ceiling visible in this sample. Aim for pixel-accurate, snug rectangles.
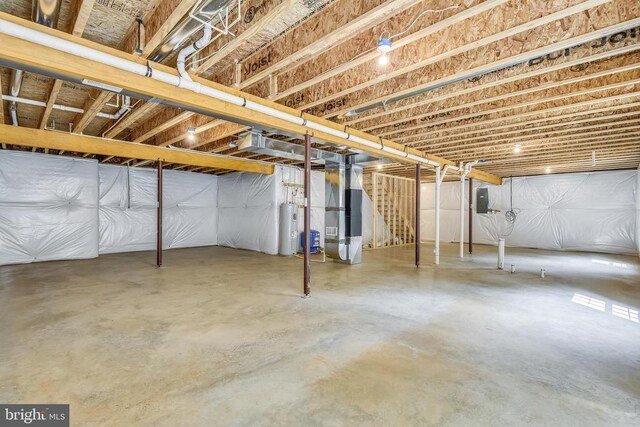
[0,17,444,170]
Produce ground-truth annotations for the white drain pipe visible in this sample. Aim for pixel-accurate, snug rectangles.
[459,160,479,258]
[0,18,443,169]
[434,164,459,265]
[177,25,212,81]
[2,94,126,119]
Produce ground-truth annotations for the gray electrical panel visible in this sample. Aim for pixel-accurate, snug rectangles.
[477,188,489,214]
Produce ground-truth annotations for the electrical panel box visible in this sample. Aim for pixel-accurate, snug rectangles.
[477,188,489,214]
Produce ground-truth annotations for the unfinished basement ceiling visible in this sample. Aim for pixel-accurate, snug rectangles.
[0,0,638,177]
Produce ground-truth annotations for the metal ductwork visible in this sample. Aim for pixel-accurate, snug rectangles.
[9,0,62,126]
[325,160,363,265]
[238,131,367,265]
[148,0,233,62]
[32,0,62,28]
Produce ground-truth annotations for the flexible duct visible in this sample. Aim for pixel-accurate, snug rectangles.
[0,18,442,168]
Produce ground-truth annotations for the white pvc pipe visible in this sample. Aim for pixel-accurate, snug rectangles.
[435,166,441,265]
[177,25,212,81]
[2,94,120,119]
[498,238,505,270]
[0,18,444,169]
[459,160,478,259]
[460,167,465,259]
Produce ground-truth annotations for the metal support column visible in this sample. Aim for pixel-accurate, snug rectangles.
[435,166,441,265]
[415,164,420,267]
[157,159,163,267]
[469,178,473,254]
[303,133,311,296]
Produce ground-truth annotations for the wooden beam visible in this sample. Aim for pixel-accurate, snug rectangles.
[0,125,274,174]
[73,0,196,134]
[408,100,640,145]
[38,79,63,130]
[397,91,640,144]
[172,0,639,152]
[293,3,640,121]
[0,13,501,184]
[126,0,467,151]
[194,0,299,74]
[235,0,422,88]
[40,0,95,132]
[379,76,640,139]
[141,0,199,58]
[420,113,640,150]
[359,54,640,132]
[277,0,622,115]
[133,110,193,143]
[74,90,111,133]
[104,102,158,139]
[70,0,95,37]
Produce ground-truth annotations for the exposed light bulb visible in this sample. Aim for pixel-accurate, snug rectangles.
[513,144,521,154]
[545,167,552,174]
[378,53,389,66]
[187,126,196,142]
[377,164,383,170]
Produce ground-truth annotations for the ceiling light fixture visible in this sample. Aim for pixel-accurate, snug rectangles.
[377,38,392,67]
[377,164,383,170]
[513,144,521,154]
[187,126,196,141]
[545,167,552,174]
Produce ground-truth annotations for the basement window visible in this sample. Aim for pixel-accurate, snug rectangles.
[612,305,639,323]
[571,293,606,312]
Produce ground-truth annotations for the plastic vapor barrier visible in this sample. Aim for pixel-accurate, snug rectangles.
[217,169,280,254]
[419,170,639,255]
[0,151,99,265]
[99,165,218,254]
[278,166,325,247]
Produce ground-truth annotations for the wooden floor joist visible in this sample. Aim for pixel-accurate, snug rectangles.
[0,0,638,179]
[0,12,501,185]
[0,125,274,174]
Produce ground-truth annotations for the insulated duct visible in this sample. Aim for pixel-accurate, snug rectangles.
[8,0,62,126]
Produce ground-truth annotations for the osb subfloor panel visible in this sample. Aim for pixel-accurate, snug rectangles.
[0,243,638,425]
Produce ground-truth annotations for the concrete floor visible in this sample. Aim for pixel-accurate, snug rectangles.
[1,243,639,426]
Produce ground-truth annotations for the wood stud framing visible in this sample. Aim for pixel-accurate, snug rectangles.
[0,0,637,178]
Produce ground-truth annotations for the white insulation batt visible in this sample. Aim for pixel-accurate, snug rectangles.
[217,166,325,254]
[0,151,99,265]
[99,165,218,254]
[217,169,280,254]
[419,170,639,255]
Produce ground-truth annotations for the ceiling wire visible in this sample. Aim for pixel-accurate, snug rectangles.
[381,5,459,41]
